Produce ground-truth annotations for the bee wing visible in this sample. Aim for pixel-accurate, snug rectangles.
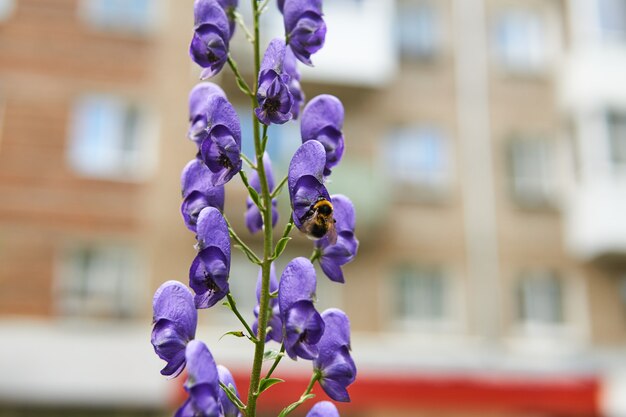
[325,217,338,245]
[300,213,318,236]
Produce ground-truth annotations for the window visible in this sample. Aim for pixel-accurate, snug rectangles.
[393,265,447,327]
[507,137,554,207]
[598,0,626,41]
[607,111,626,168]
[385,126,450,198]
[0,0,15,22]
[68,94,157,180]
[516,269,563,325]
[78,0,161,35]
[494,10,546,73]
[57,244,142,319]
[397,2,439,60]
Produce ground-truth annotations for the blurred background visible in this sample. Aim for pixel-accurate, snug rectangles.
[1,0,626,416]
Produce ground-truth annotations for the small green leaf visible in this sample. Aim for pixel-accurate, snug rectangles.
[219,330,245,341]
[278,394,316,417]
[258,377,284,394]
[247,186,262,208]
[263,349,284,362]
[219,382,246,410]
[273,237,291,259]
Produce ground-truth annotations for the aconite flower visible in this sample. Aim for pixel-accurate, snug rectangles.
[189,207,231,309]
[287,141,332,235]
[301,95,345,176]
[313,309,356,402]
[175,340,221,417]
[283,0,327,65]
[190,0,231,79]
[278,257,325,360]
[284,45,305,119]
[188,82,226,144]
[181,159,225,233]
[314,195,358,283]
[255,39,293,125]
[151,281,198,378]
[199,94,242,186]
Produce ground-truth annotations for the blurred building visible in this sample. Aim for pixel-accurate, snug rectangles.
[1,0,626,416]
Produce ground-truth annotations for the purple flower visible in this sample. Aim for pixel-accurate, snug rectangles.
[245,153,279,234]
[190,0,231,79]
[283,0,327,66]
[306,402,340,417]
[189,207,231,309]
[255,39,294,125]
[301,95,345,176]
[252,263,282,343]
[277,0,285,13]
[313,309,356,402]
[216,0,238,39]
[279,257,325,360]
[199,94,242,186]
[287,141,332,238]
[188,82,226,144]
[151,281,197,378]
[314,195,358,283]
[284,46,305,119]
[181,159,225,233]
[217,365,242,417]
[175,340,222,417]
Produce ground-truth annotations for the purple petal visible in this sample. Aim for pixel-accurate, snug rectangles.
[290,175,331,229]
[313,309,356,402]
[252,264,283,343]
[327,195,354,232]
[196,207,230,258]
[306,401,340,417]
[288,141,326,197]
[194,0,230,35]
[205,95,242,143]
[190,24,229,78]
[200,125,243,186]
[285,9,326,66]
[184,340,222,416]
[301,95,344,138]
[188,83,226,142]
[283,0,323,31]
[217,365,242,417]
[319,255,344,283]
[278,257,317,314]
[260,38,287,74]
[216,0,238,37]
[181,159,226,203]
[151,281,197,375]
[283,300,325,360]
[255,263,279,301]
[186,340,220,387]
[153,281,198,334]
[277,0,285,13]
[189,246,230,309]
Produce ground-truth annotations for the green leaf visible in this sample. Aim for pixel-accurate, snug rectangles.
[219,330,245,341]
[247,186,262,209]
[278,394,316,417]
[273,237,291,259]
[234,244,263,265]
[258,377,284,394]
[263,349,284,362]
[219,382,246,410]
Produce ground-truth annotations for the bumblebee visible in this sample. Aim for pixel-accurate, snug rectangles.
[300,197,338,245]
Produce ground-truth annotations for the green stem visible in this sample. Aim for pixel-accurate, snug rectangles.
[227,55,253,98]
[260,124,269,154]
[233,11,254,43]
[225,217,262,265]
[246,1,271,415]
[241,153,256,170]
[270,175,288,199]
[264,343,285,380]
[278,372,321,417]
[310,247,322,262]
[226,293,257,342]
